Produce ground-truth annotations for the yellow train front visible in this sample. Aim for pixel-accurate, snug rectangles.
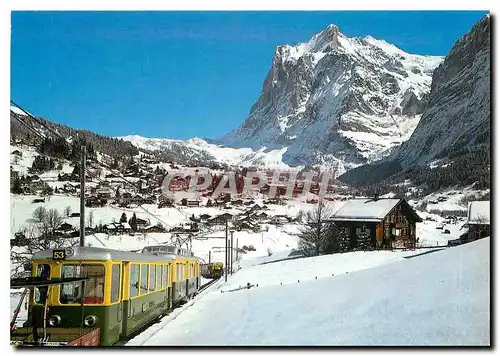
[11,246,201,346]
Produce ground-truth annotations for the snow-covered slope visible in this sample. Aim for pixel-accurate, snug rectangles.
[220,24,443,171]
[395,15,490,168]
[120,135,298,170]
[131,237,490,346]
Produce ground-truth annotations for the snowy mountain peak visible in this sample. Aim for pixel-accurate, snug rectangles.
[220,26,444,172]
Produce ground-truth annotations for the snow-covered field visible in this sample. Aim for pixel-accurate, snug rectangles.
[129,238,490,346]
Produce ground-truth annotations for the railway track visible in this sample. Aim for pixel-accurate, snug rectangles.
[119,277,221,346]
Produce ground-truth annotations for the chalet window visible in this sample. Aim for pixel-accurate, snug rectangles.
[392,228,396,236]
[356,228,362,236]
[345,227,350,235]
[396,229,401,237]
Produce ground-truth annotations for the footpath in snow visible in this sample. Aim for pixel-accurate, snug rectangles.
[131,239,490,346]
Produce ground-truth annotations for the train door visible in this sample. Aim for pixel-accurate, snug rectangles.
[109,263,123,341]
[119,262,128,339]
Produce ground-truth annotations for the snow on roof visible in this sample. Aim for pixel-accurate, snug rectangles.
[467,201,490,225]
[331,199,401,221]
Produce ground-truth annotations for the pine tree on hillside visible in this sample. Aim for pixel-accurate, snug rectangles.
[129,213,138,232]
[120,213,127,223]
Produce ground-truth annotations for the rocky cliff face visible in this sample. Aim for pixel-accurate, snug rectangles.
[395,15,490,168]
[221,25,443,174]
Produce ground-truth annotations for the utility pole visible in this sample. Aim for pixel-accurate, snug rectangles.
[236,238,239,265]
[224,219,228,282]
[208,250,211,264]
[79,145,86,247]
[230,231,234,275]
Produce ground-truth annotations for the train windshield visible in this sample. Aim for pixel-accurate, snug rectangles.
[59,264,105,304]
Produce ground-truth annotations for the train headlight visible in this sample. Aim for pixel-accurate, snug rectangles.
[65,248,74,257]
[48,315,61,326]
[84,315,98,327]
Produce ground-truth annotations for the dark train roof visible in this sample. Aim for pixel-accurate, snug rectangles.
[32,246,199,263]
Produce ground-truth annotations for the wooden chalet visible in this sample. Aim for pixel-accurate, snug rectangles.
[467,201,490,240]
[58,222,74,232]
[142,224,167,233]
[207,213,234,226]
[329,198,422,250]
[199,214,212,221]
[187,200,200,207]
[135,217,150,228]
[97,188,112,199]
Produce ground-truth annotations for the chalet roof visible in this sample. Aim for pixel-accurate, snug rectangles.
[467,201,490,225]
[330,198,421,222]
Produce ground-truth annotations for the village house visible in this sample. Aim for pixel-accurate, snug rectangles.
[135,217,150,229]
[181,198,200,207]
[253,211,269,221]
[249,203,263,211]
[142,224,167,233]
[58,222,74,232]
[207,213,234,226]
[467,201,490,241]
[235,220,259,232]
[270,215,289,225]
[63,183,78,194]
[86,196,106,208]
[97,188,113,199]
[199,214,212,222]
[329,198,422,250]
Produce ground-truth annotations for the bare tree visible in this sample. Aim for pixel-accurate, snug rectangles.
[11,208,74,278]
[32,206,47,223]
[44,208,64,232]
[298,203,335,256]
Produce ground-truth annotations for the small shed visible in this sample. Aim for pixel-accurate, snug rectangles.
[467,201,490,240]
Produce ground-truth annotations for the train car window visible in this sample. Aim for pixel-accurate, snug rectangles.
[33,264,51,304]
[149,265,156,292]
[140,265,148,295]
[130,264,139,297]
[111,264,120,303]
[60,264,105,304]
[156,265,162,289]
[163,265,168,287]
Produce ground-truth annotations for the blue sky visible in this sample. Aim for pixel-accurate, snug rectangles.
[11,11,487,140]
